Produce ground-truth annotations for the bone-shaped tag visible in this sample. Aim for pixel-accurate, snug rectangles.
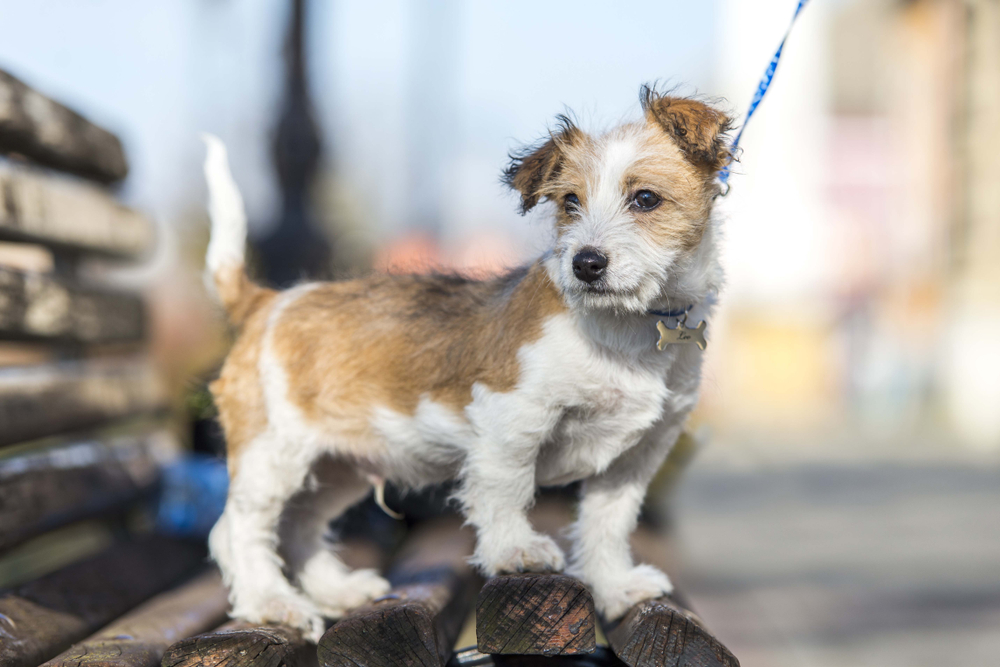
[656,320,707,351]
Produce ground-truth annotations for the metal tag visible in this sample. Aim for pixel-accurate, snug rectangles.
[656,319,707,351]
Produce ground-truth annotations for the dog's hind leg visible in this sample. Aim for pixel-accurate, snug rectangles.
[280,457,390,617]
[210,432,327,641]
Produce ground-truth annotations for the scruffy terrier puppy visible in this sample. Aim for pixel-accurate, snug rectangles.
[203,86,730,640]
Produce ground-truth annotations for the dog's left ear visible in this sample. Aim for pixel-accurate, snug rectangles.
[641,86,732,174]
[503,117,581,215]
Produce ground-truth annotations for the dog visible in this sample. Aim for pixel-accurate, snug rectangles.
[203,85,731,641]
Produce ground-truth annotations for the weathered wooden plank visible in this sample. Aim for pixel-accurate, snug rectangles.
[0,537,206,667]
[40,570,229,667]
[318,516,481,667]
[485,496,735,665]
[600,525,739,667]
[0,358,165,448]
[602,595,738,667]
[476,574,596,657]
[160,620,309,667]
[160,538,387,667]
[0,69,128,183]
[0,431,176,554]
[0,266,144,342]
[0,164,153,258]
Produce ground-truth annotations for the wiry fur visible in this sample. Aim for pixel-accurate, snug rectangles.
[201,88,731,641]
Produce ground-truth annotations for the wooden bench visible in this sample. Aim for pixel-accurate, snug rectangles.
[0,69,739,667]
[0,68,225,667]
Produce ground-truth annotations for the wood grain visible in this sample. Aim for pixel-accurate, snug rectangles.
[0,537,206,667]
[39,570,229,667]
[476,574,595,657]
[160,620,309,667]
[0,358,164,448]
[601,525,738,667]
[0,431,175,554]
[317,516,481,667]
[0,164,153,259]
[0,69,128,184]
[160,538,388,667]
[0,266,144,342]
[603,595,739,667]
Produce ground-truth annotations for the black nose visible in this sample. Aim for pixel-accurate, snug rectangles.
[572,249,608,284]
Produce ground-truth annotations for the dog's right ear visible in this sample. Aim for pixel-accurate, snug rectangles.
[502,117,581,215]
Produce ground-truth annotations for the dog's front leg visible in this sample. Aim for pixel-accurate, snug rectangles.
[569,427,680,621]
[458,423,565,575]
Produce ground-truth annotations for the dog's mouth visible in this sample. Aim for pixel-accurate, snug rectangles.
[576,281,635,298]
[579,283,620,297]
[573,281,644,306]
[561,267,663,314]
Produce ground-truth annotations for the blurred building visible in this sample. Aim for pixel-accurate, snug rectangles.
[699,0,1000,453]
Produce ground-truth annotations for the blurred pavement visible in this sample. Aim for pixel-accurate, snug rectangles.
[673,459,1000,667]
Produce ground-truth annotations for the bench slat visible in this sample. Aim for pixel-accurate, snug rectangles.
[318,516,481,667]
[161,620,308,667]
[601,525,739,667]
[0,358,165,448]
[603,596,739,667]
[39,570,228,667]
[476,574,596,657]
[0,70,128,184]
[0,537,206,667]
[160,538,386,667]
[0,431,175,554]
[0,164,153,258]
[0,266,144,342]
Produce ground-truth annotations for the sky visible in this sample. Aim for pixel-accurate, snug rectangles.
[0,0,719,262]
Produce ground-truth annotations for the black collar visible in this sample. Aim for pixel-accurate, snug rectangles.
[647,304,693,318]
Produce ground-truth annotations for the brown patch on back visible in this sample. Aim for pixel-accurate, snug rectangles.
[211,287,278,475]
[269,263,566,435]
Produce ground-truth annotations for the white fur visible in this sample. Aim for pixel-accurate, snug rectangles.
[205,118,723,634]
[553,133,662,313]
[210,286,391,641]
[202,134,248,299]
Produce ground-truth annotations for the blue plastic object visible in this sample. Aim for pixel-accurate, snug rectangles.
[155,454,229,538]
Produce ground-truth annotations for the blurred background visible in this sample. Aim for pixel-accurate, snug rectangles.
[1,0,998,665]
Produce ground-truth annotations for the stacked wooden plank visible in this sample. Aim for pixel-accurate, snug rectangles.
[0,69,225,667]
[0,70,128,184]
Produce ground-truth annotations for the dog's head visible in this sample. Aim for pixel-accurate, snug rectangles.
[504,86,731,313]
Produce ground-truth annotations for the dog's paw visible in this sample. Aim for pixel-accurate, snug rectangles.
[591,564,673,621]
[343,568,392,604]
[476,532,566,575]
[237,592,326,643]
[306,568,391,618]
[298,550,392,616]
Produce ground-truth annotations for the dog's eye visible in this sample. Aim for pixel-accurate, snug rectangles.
[631,190,661,211]
[564,193,580,214]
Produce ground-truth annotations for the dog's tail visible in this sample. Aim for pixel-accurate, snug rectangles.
[202,134,272,326]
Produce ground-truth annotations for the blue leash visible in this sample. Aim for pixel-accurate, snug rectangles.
[718,0,810,191]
